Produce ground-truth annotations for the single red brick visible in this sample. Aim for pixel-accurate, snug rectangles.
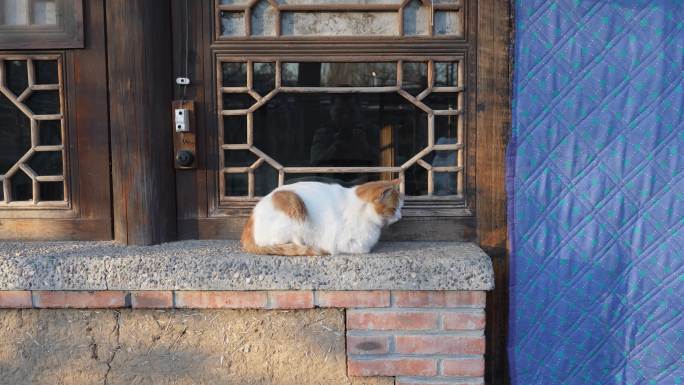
[393,291,447,307]
[317,291,390,308]
[174,291,267,309]
[348,358,437,376]
[396,381,484,385]
[445,291,486,307]
[347,335,390,355]
[395,335,485,354]
[268,291,314,309]
[441,357,485,377]
[0,291,32,308]
[131,291,173,309]
[33,291,126,308]
[347,311,438,330]
[442,312,486,330]
[393,291,486,308]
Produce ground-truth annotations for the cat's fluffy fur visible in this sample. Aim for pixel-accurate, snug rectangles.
[241,179,404,255]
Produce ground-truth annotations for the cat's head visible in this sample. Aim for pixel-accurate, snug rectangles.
[355,179,404,226]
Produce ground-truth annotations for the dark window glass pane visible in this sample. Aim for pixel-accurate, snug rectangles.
[224,150,257,168]
[38,120,62,145]
[222,93,255,110]
[40,181,64,201]
[253,62,275,95]
[430,150,456,167]
[404,165,427,196]
[254,165,277,197]
[422,92,457,111]
[434,62,458,87]
[434,172,457,195]
[225,173,248,196]
[34,60,59,84]
[26,90,60,115]
[282,62,396,87]
[222,62,247,87]
[5,60,28,96]
[252,93,427,185]
[401,62,427,95]
[284,173,384,188]
[434,115,457,143]
[10,170,32,201]
[28,151,62,175]
[0,93,31,174]
[219,11,245,36]
[224,115,247,144]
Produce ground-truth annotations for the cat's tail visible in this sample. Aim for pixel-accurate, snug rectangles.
[241,216,328,256]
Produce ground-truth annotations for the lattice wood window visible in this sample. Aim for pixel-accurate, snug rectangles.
[215,0,463,38]
[218,57,465,208]
[0,54,67,207]
[0,0,84,49]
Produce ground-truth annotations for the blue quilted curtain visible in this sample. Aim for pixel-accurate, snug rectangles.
[508,1,683,384]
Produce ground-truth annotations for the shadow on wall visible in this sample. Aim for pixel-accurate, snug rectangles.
[0,309,392,385]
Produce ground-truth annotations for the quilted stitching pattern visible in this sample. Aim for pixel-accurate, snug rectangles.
[508,1,683,384]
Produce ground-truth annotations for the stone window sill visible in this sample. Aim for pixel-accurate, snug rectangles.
[0,241,493,291]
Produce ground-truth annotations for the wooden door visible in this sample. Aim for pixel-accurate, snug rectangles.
[0,0,111,240]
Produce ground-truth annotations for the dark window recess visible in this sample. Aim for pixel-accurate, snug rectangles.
[0,93,31,174]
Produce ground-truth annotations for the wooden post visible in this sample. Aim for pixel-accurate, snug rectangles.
[106,0,177,245]
[476,0,512,383]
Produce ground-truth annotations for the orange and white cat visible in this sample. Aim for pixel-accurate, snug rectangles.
[241,179,404,255]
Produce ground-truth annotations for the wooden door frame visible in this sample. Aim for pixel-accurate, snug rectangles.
[0,0,111,240]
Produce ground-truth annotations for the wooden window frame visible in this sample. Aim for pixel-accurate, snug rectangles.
[213,0,466,40]
[0,0,84,50]
[203,0,477,241]
[0,0,111,240]
[0,53,69,209]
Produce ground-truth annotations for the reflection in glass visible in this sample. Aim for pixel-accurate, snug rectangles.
[224,115,247,144]
[225,173,248,196]
[222,93,256,110]
[40,181,63,201]
[220,12,245,36]
[0,93,31,174]
[251,0,276,36]
[224,150,257,167]
[435,62,458,87]
[1,0,58,26]
[402,0,429,36]
[222,62,247,87]
[5,60,28,96]
[282,62,396,87]
[10,170,31,201]
[402,62,427,95]
[254,165,277,196]
[35,60,59,84]
[26,91,60,115]
[29,151,62,175]
[252,92,427,186]
[253,63,276,95]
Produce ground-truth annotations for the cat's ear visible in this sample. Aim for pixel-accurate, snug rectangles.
[378,183,399,203]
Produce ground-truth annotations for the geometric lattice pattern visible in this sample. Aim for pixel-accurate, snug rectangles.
[0,55,67,206]
[508,1,684,384]
[218,58,464,200]
[216,0,463,38]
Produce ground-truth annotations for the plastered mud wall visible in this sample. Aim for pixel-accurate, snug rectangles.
[0,309,392,385]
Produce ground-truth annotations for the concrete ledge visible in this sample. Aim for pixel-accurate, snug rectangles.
[0,241,494,291]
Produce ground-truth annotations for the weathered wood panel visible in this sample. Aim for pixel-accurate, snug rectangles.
[476,0,512,384]
[106,0,176,245]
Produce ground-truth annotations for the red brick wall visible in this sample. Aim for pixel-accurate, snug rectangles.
[0,290,486,384]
